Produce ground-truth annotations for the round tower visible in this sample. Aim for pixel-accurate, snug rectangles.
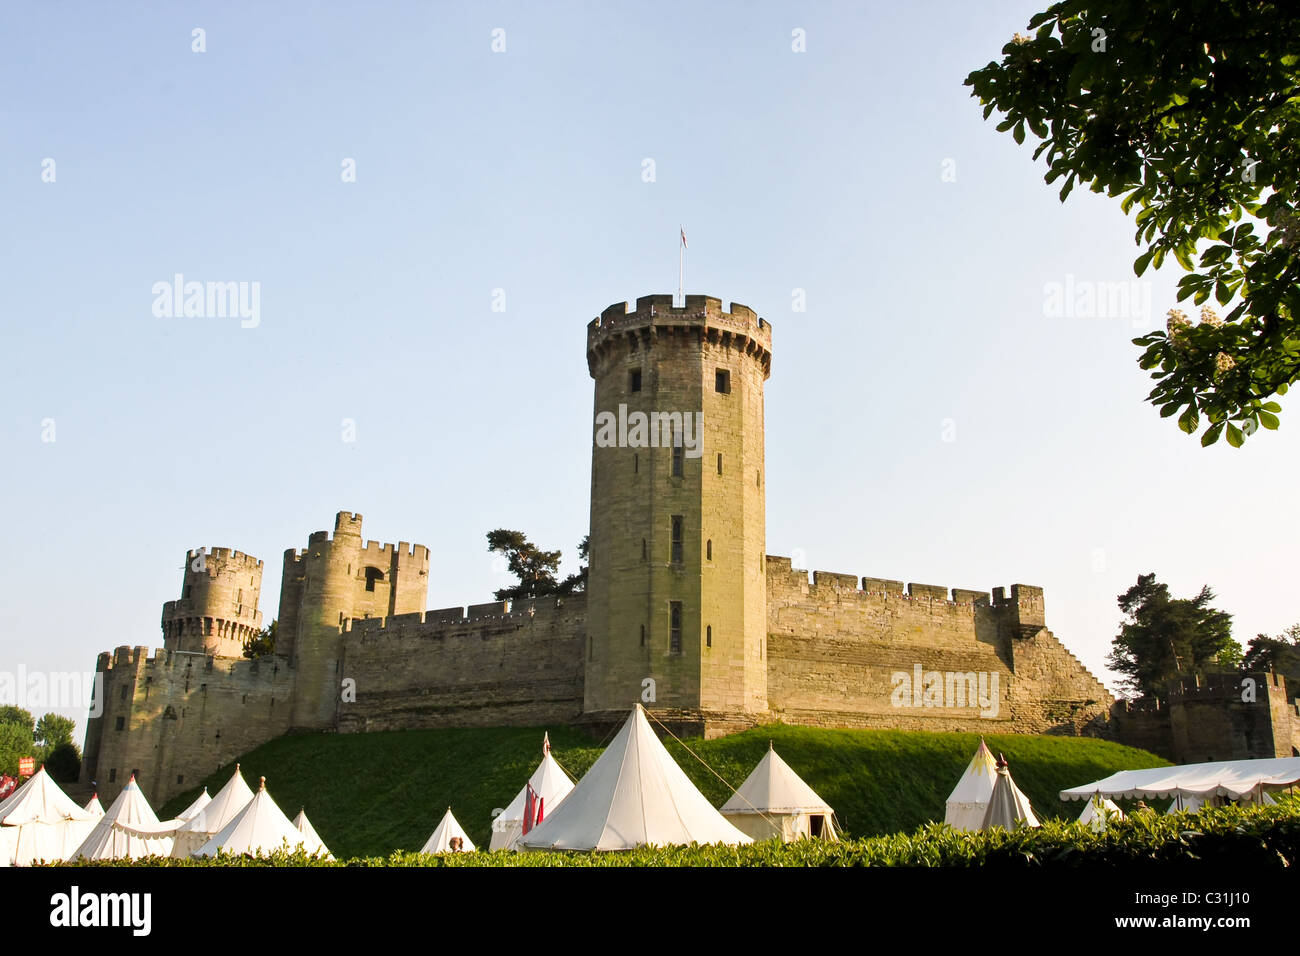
[584,294,772,728]
[161,548,264,657]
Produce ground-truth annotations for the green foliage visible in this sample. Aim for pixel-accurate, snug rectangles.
[965,1,1300,443]
[0,720,36,777]
[486,530,586,599]
[34,713,76,749]
[55,803,1300,868]
[0,706,35,734]
[157,723,1165,860]
[1107,573,1240,697]
[243,619,277,660]
[43,741,81,784]
[1244,623,1300,690]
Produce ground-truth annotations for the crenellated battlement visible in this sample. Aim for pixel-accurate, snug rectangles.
[97,643,285,680]
[188,547,263,571]
[587,293,772,379]
[764,554,1037,611]
[344,596,573,638]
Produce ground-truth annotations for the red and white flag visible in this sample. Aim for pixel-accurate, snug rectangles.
[0,775,16,799]
[542,732,550,756]
[680,227,688,249]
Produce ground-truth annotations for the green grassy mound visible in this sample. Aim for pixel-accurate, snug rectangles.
[159,724,1168,860]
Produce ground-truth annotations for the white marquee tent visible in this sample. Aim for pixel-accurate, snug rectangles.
[0,766,97,865]
[980,757,1040,831]
[195,777,312,858]
[421,808,476,853]
[72,775,174,861]
[518,704,753,852]
[1061,755,1300,805]
[293,809,333,859]
[85,794,105,819]
[720,741,837,842]
[490,733,575,851]
[945,740,999,831]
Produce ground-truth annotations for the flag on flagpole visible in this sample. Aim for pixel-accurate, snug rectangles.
[542,732,550,756]
[680,227,688,249]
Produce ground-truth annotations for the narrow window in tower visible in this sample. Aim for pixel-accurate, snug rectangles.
[634,453,639,474]
[588,636,594,661]
[629,369,642,393]
[641,538,647,560]
[115,717,124,731]
[640,624,646,647]
[365,567,383,592]
[717,453,723,475]
[670,602,682,653]
[184,585,192,599]
[716,369,731,393]
[672,441,683,477]
[706,539,712,561]
[757,470,761,487]
[671,516,683,564]
[706,625,712,648]
[109,769,117,783]
[120,685,128,701]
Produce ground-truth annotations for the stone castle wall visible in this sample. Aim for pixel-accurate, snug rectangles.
[764,557,1114,734]
[336,596,587,733]
[80,645,295,807]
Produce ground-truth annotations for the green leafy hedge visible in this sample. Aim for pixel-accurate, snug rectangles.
[58,802,1300,868]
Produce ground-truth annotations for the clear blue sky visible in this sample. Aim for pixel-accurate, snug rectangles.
[3,2,1296,738]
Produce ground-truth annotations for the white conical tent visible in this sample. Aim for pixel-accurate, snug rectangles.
[720,741,837,842]
[195,777,310,857]
[293,809,333,859]
[490,733,576,851]
[0,766,96,865]
[980,758,1040,831]
[72,775,174,861]
[1078,793,1123,832]
[421,808,476,853]
[518,704,753,851]
[85,794,105,818]
[170,764,254,857]
[177,788,211,822]
[945,740,999,831]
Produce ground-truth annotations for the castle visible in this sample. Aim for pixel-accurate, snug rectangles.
[80,294,1300,806]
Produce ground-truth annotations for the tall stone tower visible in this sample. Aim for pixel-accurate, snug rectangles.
[278,512,430,729]
[584,294,772,734]
[161,548,264,657]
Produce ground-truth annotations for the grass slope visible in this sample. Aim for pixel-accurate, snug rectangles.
[160,724,1168,860]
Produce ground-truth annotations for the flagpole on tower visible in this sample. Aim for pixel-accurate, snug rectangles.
[678,226,687,307]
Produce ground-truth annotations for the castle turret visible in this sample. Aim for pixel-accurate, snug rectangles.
[584,295,772,730]
[281,512,430,729]
[161,548,264,657]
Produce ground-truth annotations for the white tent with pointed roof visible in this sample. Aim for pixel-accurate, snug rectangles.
[170,764,254,857]
[1078,793,1123,832]
[85,794,105,818]
[177,787,211,822]
[518,704,753,852]
[421,807,476,853]
[720,741,837,842]
[293,809,332,859]
[980,755,1040,831]
[195,777,311,857]
[72,775,174,860]
[490,732,576,851]
[0,765,97,865]
[945,739,999,831]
